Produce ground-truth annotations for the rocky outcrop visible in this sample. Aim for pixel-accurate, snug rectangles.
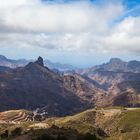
[35,56,44,67]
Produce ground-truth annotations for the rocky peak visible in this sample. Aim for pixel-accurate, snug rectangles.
[109,58,123,63]
[35,56,44,67]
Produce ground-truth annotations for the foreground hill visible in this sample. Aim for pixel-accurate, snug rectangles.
[45,108,140,140]
[0,108,140,140]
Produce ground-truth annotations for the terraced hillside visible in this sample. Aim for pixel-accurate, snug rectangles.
[0,108,140,140]
[0,110,33,123]
[0,110,34,134]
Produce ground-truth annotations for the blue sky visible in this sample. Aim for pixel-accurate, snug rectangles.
[0,0,140,68]
[124,0,140,9]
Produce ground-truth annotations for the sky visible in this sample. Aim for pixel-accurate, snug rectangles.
[0,0,140,68]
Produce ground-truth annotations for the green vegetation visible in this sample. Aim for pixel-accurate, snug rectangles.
[46,108,140,140]
[11,127,22,137]
[32,125,101,140]
[0,108,140,140]
[46,109,97,134]
[106,131,140,140]
[118,109,140,132]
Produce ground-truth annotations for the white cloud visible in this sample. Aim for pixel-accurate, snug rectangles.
[0,0,123,33]
[102,16,140,54]
[0,0,140,57]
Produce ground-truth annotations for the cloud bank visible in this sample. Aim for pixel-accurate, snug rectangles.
[0,0,140,58]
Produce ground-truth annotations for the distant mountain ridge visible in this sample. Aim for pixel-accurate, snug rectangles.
[0,55,28,68]
[0,55,76,71]
[44,59,77,71]
[79,58,140,74]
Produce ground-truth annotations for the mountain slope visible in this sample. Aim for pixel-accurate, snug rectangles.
[76,58,140,107]
[81,71,140,107]
[63,74,106,106]
[0,57,85,116]
[0,66,11,72]
[108,81,140,107]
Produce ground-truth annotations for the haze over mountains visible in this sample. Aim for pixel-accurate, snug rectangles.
[78,58,140,74]
[0,55,140,117]
[0,55,76,71]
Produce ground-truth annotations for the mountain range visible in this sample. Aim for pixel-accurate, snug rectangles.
[77,58,140,107]
[0,55,76,71]
[77,58,140,74]
[0,55,140,116]
[0,57,87,116]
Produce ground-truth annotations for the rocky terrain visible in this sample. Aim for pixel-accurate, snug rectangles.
[0,56,87,116]
[63,73,106,106]
[76,58,140,107]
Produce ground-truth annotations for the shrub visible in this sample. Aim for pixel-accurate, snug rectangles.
[0,130,9,139]
[11,127,22,137]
